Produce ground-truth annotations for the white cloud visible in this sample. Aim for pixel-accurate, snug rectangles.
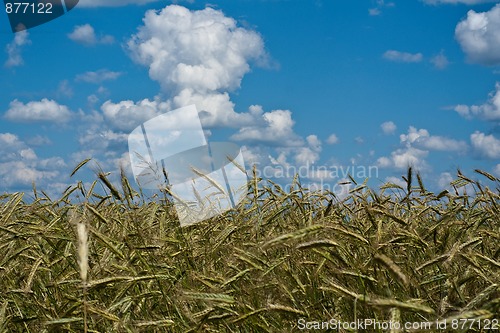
[68,24,114,46]
[381,121,397,135]
[430,50,450,69]
[294,135,322,165]
[0,133,23,147]
[127,5,266,94]
[5,99,72,123]
[76,69,123,83]
[369,0,395,15]
[0,161,58,187]
[78,127,128,150]
[438,172,454,189]
[122,4,305,153]
[383,50,423,63]
[57,80,74,98]
[101,98,171,131]
[377,147,429,170]
[77,0,161,7]
[306,135,321,152]
[400,126,467,152]
[172,89,256,127]
[119,4,308,157]
[294,147,320,165]
[377,126,467,171]
[231,109,303,146]
[470,131,500,158]
[455,5,500,65]
[0,134,65,188]
[494,164,500,177]
[326,134,339,144]
[417,135,468,151]
[4,30,31,68]
[454,83,500,121]
[27,135,52,146]
[126,5,270,128]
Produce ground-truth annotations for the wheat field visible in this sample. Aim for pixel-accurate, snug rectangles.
[0,164,498,332]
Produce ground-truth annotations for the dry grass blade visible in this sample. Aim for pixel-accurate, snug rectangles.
[323,282,434,313]
[267,304,306,316]
[23,257,43,293]
[87,227,125,260]
[0,192,23,224]
[474,253,500,269]
[70,158,92,177]
[221,269,252,288]
[474,169,499,182]
[134,319,175,327]
[230,309,267,324]
[374,253,409,287]
[327,225,369,244]
[87,305,120,322]
[262,225,324,248]
[85,203,110,224]
[183,292,235,304]
[0,301,8,332]
[296,239,339,250]
[190,166,227,195]
[45,318,83,325]
[464,284,499,310]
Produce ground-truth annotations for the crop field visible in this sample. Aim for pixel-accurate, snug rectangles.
[0,166,498,332]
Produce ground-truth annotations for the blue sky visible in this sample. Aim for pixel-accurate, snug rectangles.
[1,0,500,198]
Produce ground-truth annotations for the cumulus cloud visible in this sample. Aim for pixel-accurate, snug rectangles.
[101,98,171,131]
[231,109,303,146]
[27,135,52,146]
[470,131,500,158]
[381,121,397,135]
[172,89,255,127]
[383,50,423,63]
[430,50,450,69]
[494,164,500,177]
[0,161,59,187]
[377,126,467,170]
[0,133,65,188]
[454,83,500,121]
[68,24,114,46]
[326,134,339,144]
[57,80,74,98]
[438,172,454,189]
[5,99,72,123]
[292,135,322,165]
[115,3,313,166]
[369,0,395,16]
[128,5,267,94]
[4,30,31,68]
[0,133,25,157]
[400,126,468,152]
[76,69,123,83]
[126,5,272,128]
[378,147,429,170]
[455,5,500,65]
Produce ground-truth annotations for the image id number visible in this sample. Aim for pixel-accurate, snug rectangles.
[5,2,53,14]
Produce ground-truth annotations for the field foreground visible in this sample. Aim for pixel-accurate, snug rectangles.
[0,168,499,332]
